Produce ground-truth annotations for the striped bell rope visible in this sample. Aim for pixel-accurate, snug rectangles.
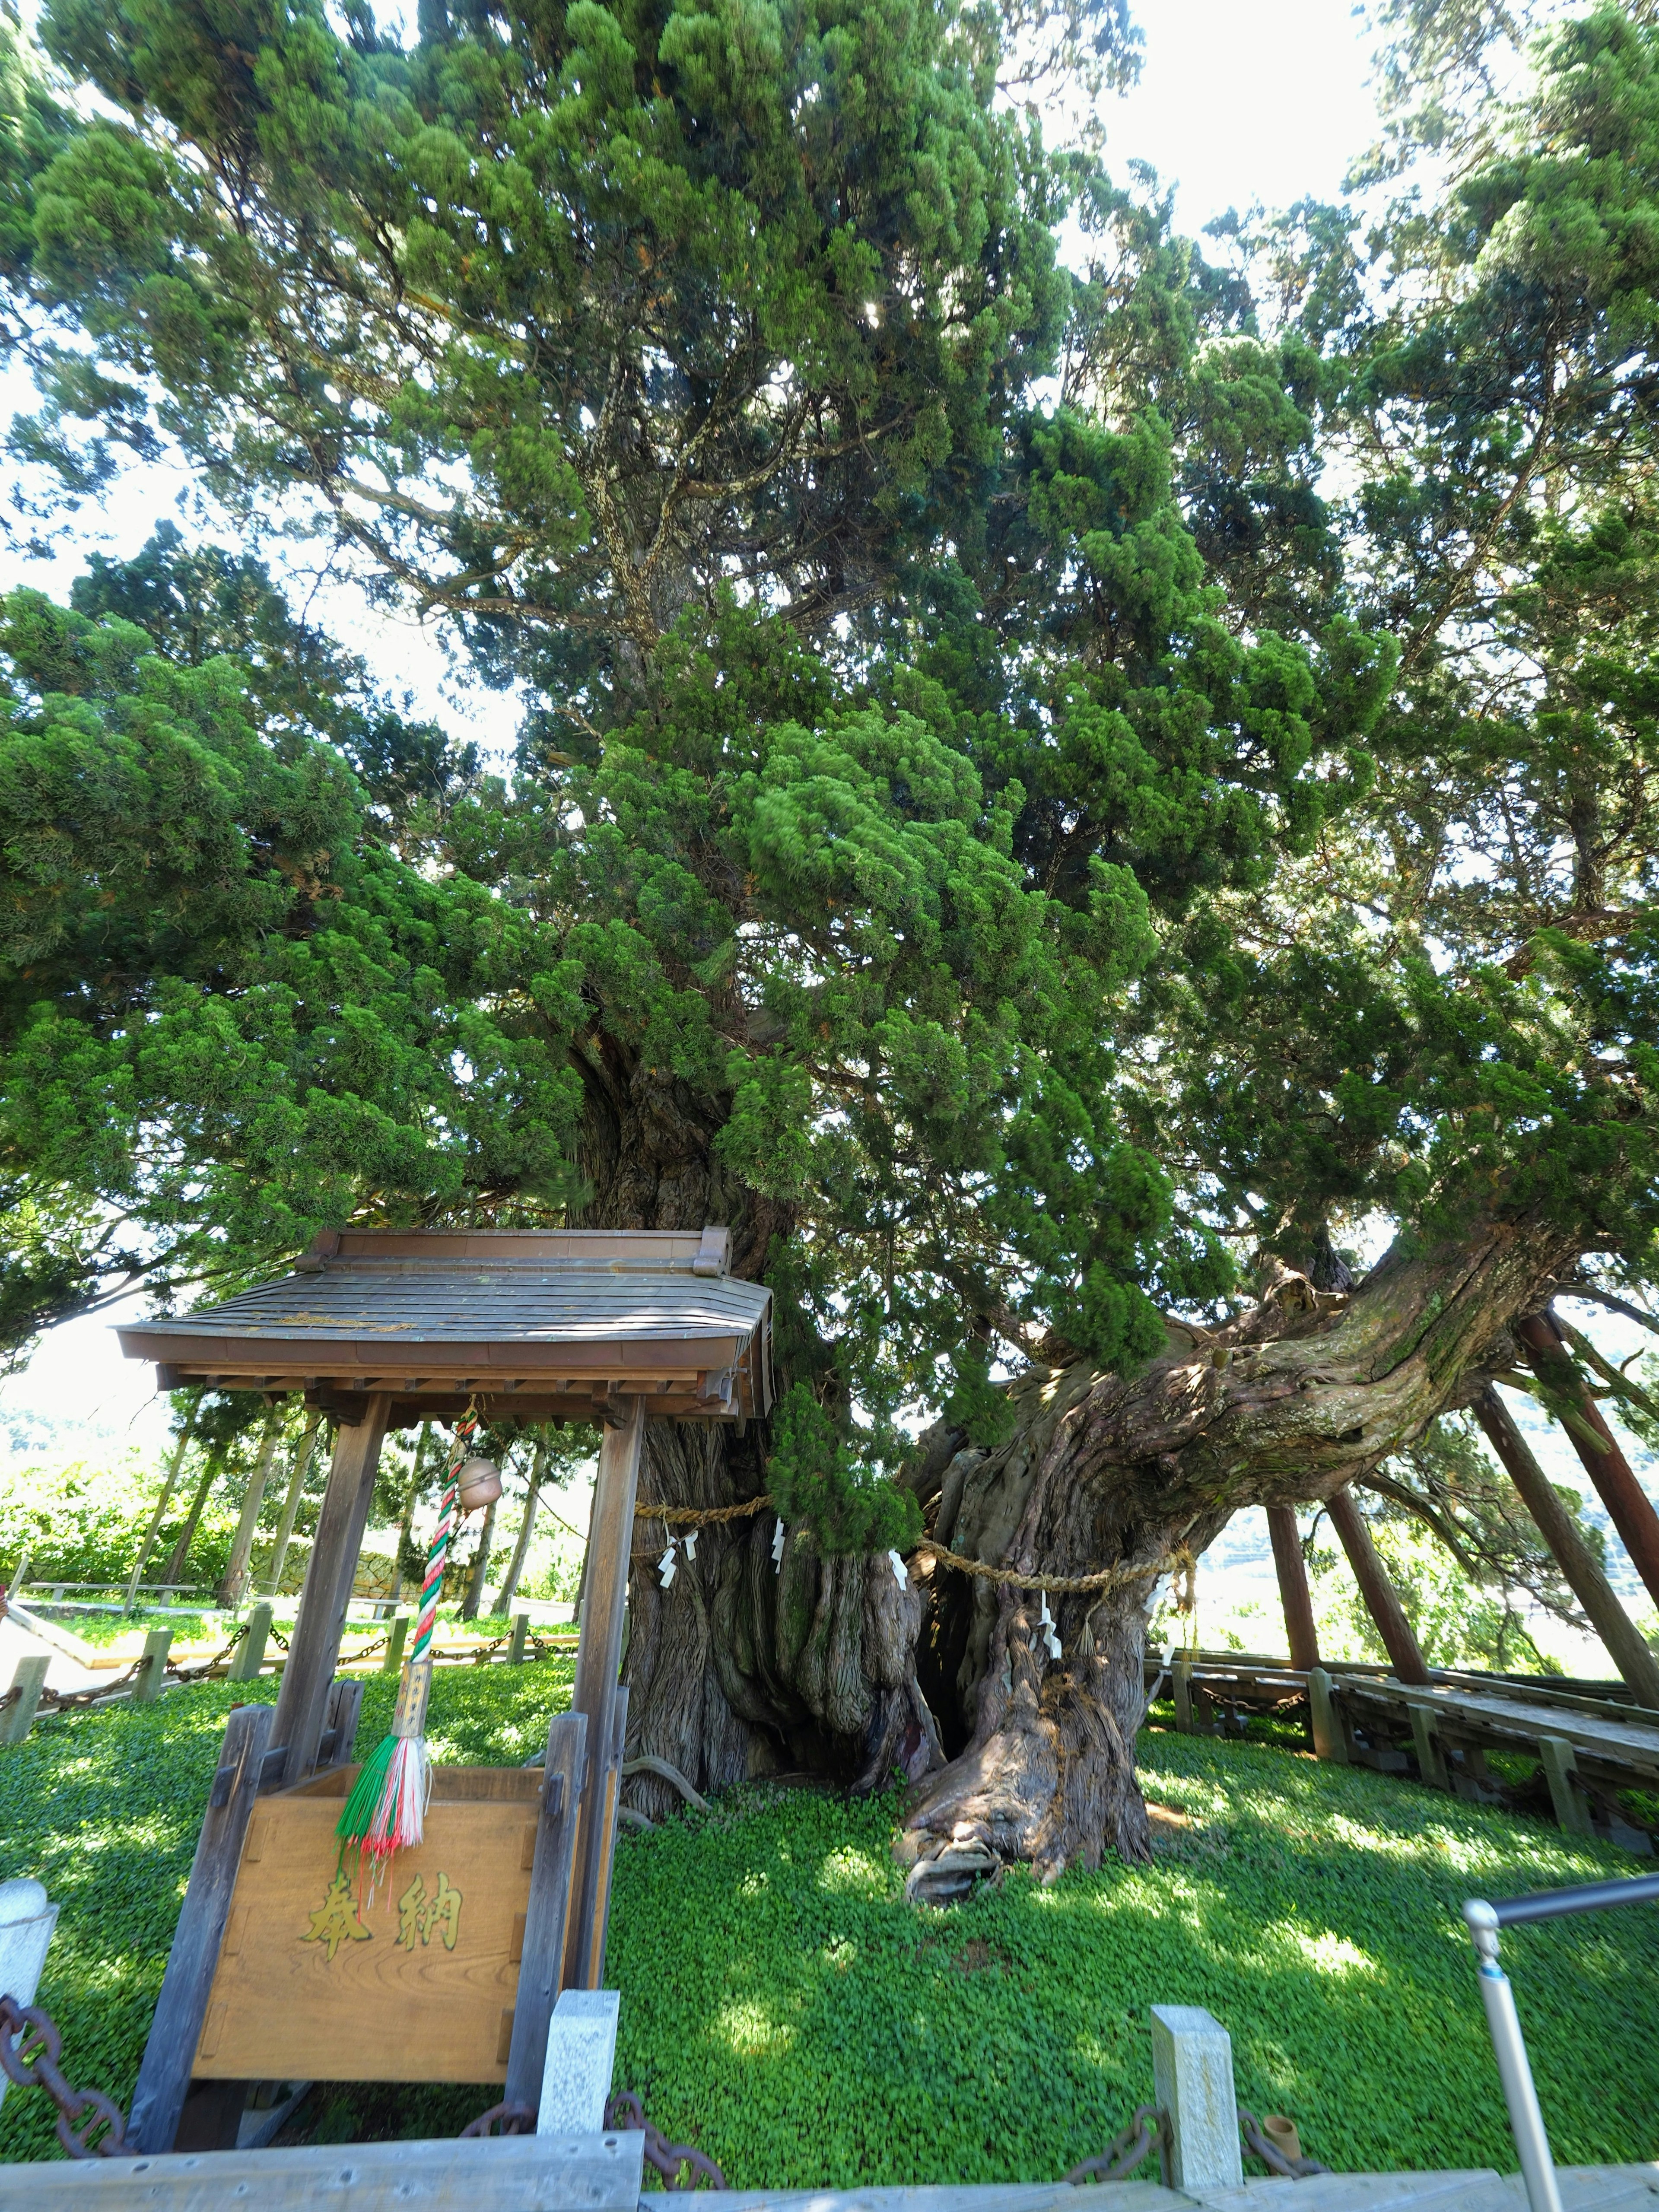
[336,1405,481,1900]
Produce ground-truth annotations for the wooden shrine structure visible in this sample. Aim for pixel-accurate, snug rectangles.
[115,1227,772,2153]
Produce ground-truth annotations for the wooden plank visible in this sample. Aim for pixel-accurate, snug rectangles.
[1356,1682,1659,1770]
[694,2191,1188,2212]
[563,1396,644,1990]
[588,1688,629,1991]
[504,1710,586,2113]
[194,1771,540,2082]
[269,1399,391,1788]
[128,1702,275,2153]
[0,2130,646,2209]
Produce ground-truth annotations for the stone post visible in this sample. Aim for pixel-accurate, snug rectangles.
[0,1655,49,1748]
[1150,2003,1243,2190]
[0,1878,59,2111]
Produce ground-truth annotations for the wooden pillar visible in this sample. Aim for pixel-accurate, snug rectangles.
[1517,1312,1659,1609]
[563,1396,644,1991]
[129,1702,275,2151]
[1266,1505,1320,1671]
[1475,1385,1659,1708]
[1325,1485,1430,1685]
[269,1397,391,1788]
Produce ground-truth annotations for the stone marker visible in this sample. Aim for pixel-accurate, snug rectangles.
[0,1878,59,2112]
[1150,2002,1243,2190]
[0,1656,48,1749]
[537,1988,620,2137]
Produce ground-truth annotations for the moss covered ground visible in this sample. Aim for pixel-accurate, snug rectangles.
[1,1659,1655,2182]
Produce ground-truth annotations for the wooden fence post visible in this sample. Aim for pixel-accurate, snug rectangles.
[1408,1704,1449,1789]
[510,1611,530,1665]
[1537,1734,1595,1839]
[380,1610,410,1677]
[133,1627,174,1704]
[0,1656,48,1748]
[228,1602,272,1684]
[1307,1665,1347,1764]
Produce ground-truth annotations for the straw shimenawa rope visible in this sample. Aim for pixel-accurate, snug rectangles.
[633,1493,1194,1598]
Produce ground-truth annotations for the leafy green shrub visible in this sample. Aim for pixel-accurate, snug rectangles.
[0,1457,233,1592]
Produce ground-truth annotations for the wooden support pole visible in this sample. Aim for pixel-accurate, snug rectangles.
[1517,1311,1659,1609]
[264,1412,323,1598]
[1172,1650,1196,1734]
[269,1397,391,1788]
[495,1436,548,1617]
[563,1397,644,1991]
[1475,1385,1659,1708]
[504,1709,587,2114]
[1537,1732,1595,1839]
[217,1408,283,1608]
[0,1655,48,1747]
[1325,1485,1431,1685]
[128,1702,275,2152]
[123,1396,202,1619]
[588,1686,629,1991]
[1306,1665,1347,1763]
[1266,1504,1320,1671]
[1408,1704,1448,1789]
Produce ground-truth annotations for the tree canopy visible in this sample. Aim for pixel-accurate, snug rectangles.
[0,0,1656,1565]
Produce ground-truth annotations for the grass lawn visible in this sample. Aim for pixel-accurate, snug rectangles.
[0,1661,1654,2182]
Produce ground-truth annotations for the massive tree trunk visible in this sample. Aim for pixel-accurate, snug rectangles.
[580,1040,944,1818]
[592,1010,1581,1868]
[899,1213,1581,1881]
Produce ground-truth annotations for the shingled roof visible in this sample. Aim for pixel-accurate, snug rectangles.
[117,1227,773,1427]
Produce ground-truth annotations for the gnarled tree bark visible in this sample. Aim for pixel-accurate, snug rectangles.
[591,1011,1583,1869]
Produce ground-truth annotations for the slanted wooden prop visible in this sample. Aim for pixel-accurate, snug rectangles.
[116,1228,771,2153]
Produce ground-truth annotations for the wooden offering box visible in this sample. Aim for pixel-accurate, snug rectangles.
[194,1765,540,2085]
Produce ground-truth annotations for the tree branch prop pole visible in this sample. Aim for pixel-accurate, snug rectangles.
[1325,1485,1431,1684]
[264,1412,324,1597]
[1474,1385,1659,1708]
[1516,1312,1659,1608]
[123,1392,203,1618]
[337,1405,479,1897]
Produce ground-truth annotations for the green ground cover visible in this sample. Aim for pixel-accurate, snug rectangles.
[1,1662,1654,2181]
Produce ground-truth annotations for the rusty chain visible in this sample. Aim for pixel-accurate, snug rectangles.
[1064,2104,1170,2186]
[604,2092,726,2189]
[460,2090,726,2188]
[1238,2107,1328,2178]
[0,1994,130,2159]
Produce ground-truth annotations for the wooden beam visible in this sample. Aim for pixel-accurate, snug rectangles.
[0,2131,647,2208]
[269,1398,391,1788]
[1474,1386,1659,1707]
[563,1396,644,1990]
[1265,1505,1320,1672]
[503,1710,586,2113]
[1325,1485,1430,1685]
[128,1703,275,2153]
[1517,1311,1659,1608]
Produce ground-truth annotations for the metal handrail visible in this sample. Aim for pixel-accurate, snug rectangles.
[1462,1872,1659,2212]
